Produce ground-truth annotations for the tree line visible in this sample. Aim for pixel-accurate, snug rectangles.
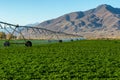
[0,32,17,39]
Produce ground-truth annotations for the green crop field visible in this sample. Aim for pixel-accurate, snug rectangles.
[0,40,120,79]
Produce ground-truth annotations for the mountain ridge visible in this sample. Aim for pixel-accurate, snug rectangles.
[27,4,120,39]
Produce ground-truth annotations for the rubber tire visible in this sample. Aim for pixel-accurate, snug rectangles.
[59,40,63,43]
[4,41,10,47]
[25,41,32,47]
[71,39,73,42]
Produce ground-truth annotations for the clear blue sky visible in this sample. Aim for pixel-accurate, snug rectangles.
[0,0,120,25]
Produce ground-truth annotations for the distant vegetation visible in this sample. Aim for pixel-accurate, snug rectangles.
[0,40,120,79]
[0,32,16,40]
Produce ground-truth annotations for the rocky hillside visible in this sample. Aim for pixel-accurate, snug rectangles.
[36,4,120,39]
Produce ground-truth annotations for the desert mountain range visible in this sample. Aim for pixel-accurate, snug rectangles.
[24,4,120,39]
[34,4,120,38]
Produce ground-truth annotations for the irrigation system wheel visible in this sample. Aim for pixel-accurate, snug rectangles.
[59,40,63,43]
[25,41,32,47]
[4,41,10,47]
[71,39,74,42]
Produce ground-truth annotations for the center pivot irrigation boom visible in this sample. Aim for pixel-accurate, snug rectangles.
[0,21,83,47]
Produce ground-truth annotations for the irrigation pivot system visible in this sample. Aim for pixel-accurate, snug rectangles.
[0,21,83,47]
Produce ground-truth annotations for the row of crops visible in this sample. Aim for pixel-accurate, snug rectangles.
[0,40,120,79]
